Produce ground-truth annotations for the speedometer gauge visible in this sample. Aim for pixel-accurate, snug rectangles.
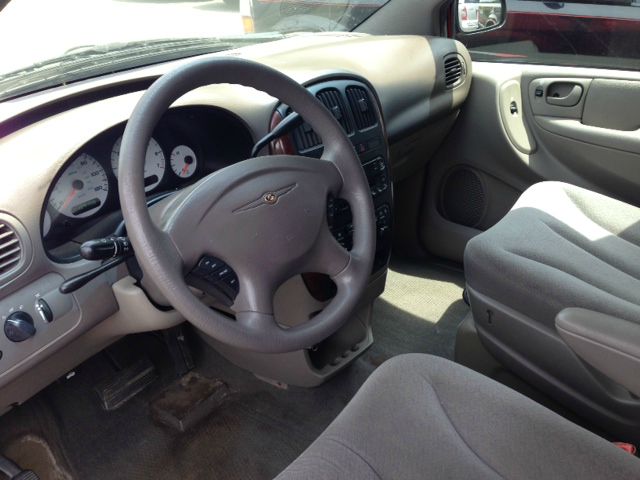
[170,145,197,178]
[49,153,109,218]
[111,136,166,192]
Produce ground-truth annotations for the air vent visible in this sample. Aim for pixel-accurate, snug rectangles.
[0,223,22,275]
[316,89,352,134]
[292,119,321,151]
[346,86,376,130]
[444,55,464,89]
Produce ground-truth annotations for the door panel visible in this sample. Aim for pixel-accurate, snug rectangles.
[421,62,640,262]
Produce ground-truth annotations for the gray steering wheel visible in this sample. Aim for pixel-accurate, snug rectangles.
[118,57,375,353]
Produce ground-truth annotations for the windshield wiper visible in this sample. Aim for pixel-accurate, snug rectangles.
[0,34,285,102]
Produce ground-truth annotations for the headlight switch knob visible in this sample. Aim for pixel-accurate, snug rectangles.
[4,311,36,342]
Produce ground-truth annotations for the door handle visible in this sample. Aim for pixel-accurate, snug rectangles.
[546,83,583,107]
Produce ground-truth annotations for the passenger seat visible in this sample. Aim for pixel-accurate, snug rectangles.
[463,181,640,442]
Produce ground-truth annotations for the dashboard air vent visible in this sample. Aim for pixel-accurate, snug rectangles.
[444,55,464,89]
[0,223,22,275]
[316,89,352,133]
[346,86,376,130]
[292,120,321,151]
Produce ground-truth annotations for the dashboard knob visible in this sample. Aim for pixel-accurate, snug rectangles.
[4,311,36,342]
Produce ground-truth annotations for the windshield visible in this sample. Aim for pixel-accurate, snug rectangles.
[0,0,388,100]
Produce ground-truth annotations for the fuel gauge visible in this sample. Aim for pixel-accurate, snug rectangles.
[170,145,197,179]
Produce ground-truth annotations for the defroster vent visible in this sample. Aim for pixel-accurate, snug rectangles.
[0,222,22,275]
[444,55,464,89]
[346,86,376,130]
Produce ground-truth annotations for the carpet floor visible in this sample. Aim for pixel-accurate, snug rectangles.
[0,259,468,480]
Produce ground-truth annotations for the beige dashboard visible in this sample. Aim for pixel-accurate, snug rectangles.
[0,33,471,412]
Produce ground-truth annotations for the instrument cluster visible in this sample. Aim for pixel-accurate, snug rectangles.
[42,106,253,261]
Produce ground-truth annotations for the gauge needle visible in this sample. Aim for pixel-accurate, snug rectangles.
[181,164,190,176]
[61,188,78,211]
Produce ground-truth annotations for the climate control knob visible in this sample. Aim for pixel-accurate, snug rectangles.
[4,311,36,342]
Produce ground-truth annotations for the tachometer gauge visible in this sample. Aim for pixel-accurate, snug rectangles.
[170,145,197,179]
[49,153,109,218]
[111,136,166,192]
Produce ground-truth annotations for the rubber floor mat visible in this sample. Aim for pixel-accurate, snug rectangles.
[151,372,230,432]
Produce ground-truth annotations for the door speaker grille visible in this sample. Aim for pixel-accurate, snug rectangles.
[440,167,485,228]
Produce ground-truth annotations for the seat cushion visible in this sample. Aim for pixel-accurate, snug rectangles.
[464,181,640,329]
[276,354,640,479]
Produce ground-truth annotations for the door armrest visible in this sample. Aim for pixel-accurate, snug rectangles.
[556,308,640,398]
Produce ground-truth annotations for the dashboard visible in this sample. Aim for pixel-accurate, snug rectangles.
[42,107,253,261]
[0,33,471,412]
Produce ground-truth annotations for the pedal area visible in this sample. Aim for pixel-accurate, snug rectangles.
[94,326,231,432]
[1,327,234,479]
[0,454,39,480]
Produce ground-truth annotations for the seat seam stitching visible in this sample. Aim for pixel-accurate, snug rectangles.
[564,188,640,244]
[506,249,640,311]
[419,372,507,480]
[517,220,640,282]
[322,435,383,479]
[505,218,640,304]
[285,450,355,477]
[542,220,640,280]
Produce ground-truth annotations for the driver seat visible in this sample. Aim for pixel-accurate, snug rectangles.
[277,354,639,479]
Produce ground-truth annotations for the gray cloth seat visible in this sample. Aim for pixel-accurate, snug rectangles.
[463,181,640,441]
[277,354,640,479]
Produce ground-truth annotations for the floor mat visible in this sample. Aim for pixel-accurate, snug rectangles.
[0,258,467,480]
[0,397,75,480]
[4,434,72,480]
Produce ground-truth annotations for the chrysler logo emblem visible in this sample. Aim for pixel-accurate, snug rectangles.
[263,192,278,204]
[233,183,297,213]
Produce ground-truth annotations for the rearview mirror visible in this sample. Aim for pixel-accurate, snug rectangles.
[457,0,505,33]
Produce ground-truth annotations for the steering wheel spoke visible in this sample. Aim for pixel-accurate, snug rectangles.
[305,223,352,278]
[232,267,276,313]
[315,157,345,197]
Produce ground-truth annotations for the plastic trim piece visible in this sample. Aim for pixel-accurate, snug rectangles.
[535,116,640,155]
[498,80,535,154]
[556,308,640,399]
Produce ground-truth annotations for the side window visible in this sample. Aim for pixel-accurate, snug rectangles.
[455,0,640,71]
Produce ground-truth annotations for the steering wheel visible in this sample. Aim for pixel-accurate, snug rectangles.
[118,57,375,353]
